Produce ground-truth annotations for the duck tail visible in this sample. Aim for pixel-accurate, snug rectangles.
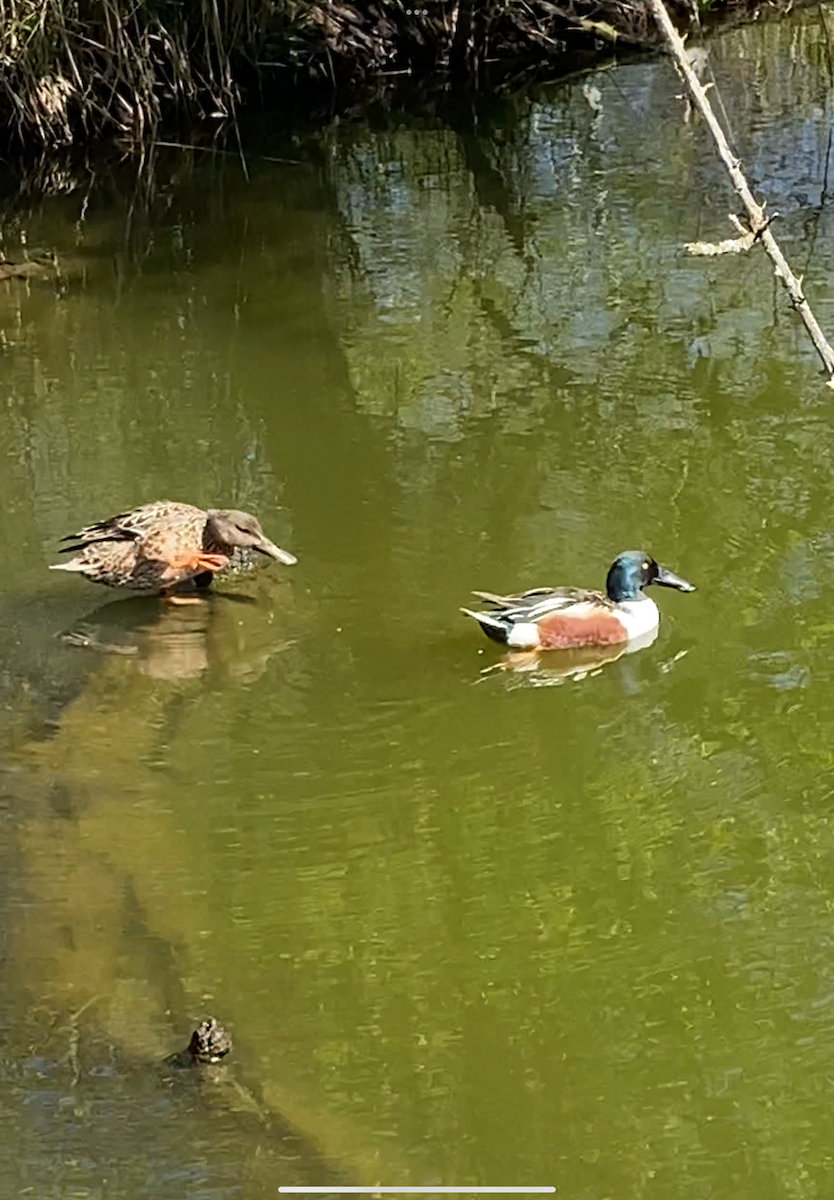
[460,607,510,645]
[49,559,87,572]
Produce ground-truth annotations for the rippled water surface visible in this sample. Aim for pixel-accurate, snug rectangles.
[3,10,834,1195]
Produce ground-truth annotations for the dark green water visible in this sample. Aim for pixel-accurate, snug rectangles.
[3,9,834,1194]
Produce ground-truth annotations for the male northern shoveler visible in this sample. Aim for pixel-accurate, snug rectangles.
[462,550,694,650]
[50,501,296,594]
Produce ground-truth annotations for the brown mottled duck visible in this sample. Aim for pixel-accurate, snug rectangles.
[50,501,296,595]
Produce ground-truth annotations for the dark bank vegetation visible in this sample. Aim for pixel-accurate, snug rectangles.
[0,0,798,151]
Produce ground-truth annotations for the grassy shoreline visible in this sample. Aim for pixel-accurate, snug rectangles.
[0,0,799,151]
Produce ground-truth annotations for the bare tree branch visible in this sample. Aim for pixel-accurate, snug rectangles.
[649,0,834,383]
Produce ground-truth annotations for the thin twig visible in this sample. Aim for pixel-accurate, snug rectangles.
[649,0,834,382]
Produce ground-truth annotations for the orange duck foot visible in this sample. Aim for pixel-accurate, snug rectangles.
[168,552,231,574]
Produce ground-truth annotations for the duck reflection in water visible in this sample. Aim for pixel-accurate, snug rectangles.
[479,628,692,691]
[59,586,294,684]
[478,626,659,687]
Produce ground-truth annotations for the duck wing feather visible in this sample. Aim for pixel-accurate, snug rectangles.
[59,502,205,554]
[470,586,614,621]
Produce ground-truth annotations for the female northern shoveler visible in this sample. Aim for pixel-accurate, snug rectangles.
[462,550,694,650]
[50,501,296,594]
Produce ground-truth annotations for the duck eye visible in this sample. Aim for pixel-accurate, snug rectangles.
[642,561,649,569]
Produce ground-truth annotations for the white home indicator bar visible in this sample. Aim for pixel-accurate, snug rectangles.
[278,1189,556,1194]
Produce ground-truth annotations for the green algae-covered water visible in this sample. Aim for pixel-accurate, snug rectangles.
[3,10,834,1195]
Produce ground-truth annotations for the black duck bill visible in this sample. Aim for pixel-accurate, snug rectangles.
[653,564,695,592]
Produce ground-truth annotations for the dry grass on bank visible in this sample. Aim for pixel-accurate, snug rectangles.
[0,0,797,149]
[0,0,283,144]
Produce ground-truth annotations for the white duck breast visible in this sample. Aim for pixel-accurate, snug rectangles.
[612,596,660,639]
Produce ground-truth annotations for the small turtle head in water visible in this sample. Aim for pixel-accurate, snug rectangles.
[206,509,297,565]
[186,1017,233,1065]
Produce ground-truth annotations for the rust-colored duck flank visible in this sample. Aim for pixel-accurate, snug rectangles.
[50,501,296,594]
